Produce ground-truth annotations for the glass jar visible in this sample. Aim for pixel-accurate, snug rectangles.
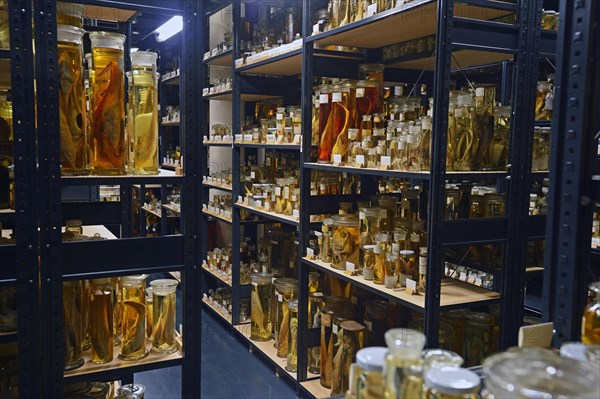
[318,84,333,163]
[63,280,84,370]
[56,2,84,28]
[535,81,552,121]
[321,218,334,263]
[378,196,397,231]
[483,348,600,398]
[58,25,87,175]
[130,51,159,175]
[250,273,273,342]
[359,207,382,269]
[532,127,550,171]
[468,195,485,218]
[89,278,114,364]
[273,278,297,357]
[464,311,490,367]
[119,275,148,360]
[373,233,389,285]
[541,10,558,30]
[355,347,387,399]
[286,299,299,372]
[483,193,505,217]
[357,80,383,122]
[358,64,385,83]
[418,247,427,291]
[333,320,366,395]
[331,81,357,163]
[453,94,474,171]
[116,383,146,399]
[362,245,376,281]
[65,219,83,235]
[424,366,480,399]
[308,292,325,374]
[89,31,127,174]
[384,328,426,399]
[582,281,600,344]
[0,1,9,50]
[150,279,178,354]
[399,250,417,287]
[364,300,389,347]
[441,309,468,357]
[385,252,399,289]
[492,105,510,170]
[320,296,353,389]
[331,214,360,270]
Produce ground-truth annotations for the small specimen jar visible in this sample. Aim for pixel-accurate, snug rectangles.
[330,214,360,270]
[63,280,84,370]
[286,299,299,372]
[119,275,148,360]
[385,252,399,289]
[150,279,178,354]
[250,273,273,342]
[273,278,297,357]
[308,292,325,374]
[334,320,366,395]
[355,347,387,399]
[362,245,376,281]
[90,278,114,364]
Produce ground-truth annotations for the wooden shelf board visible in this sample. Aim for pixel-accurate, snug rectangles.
[301,378,331,399]
[203,141,233,146]
[161,75,180,86]
[388,49,513,71]
[303,257,500,310]
[202,265,232,287]
[202,209,232,224]
[162,203,181,215]
[203,50,233,66]
[204,91,281,102]
[235,202,299,226]
[201,180,233,192]
[202,298,232,325]
[161,121,180,127]
[141,206,162,218]
[237,50,302,76]
[309,0,512,49]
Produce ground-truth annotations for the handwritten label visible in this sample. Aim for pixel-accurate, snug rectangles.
[459,272,467,281]
[244,134,253,142]
[276,113,284,120]
[332,92,342,103]
[238,195,243,203]
[475,278,483,287]
[235,134,243,141]
[319,94,329,104]
[277,293,283,302]
[293,209,299,217]
[266,134,276,142]
[356,88,365,98]
[332,324,339,334]
[306,248,315,257]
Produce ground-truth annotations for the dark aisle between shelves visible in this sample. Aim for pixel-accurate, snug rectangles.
[136,309,297,399]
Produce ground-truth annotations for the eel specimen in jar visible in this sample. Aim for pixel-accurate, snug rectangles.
[320,314,330,387]
[58,48,84,170]
[134,86,158,169]
[63,292,82,363]
[153,295,176,346]
[90,293,112,360]
[330,329,344,395]
[278,302,290,357]
[121,300,146,355]
[251,289,267,337]
[92,60,125,169]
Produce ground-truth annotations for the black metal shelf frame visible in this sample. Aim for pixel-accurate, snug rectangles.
[30,0,201,394]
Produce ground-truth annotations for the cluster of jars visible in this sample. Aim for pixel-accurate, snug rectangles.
[529,179,549,215]
[54,3,159,176]
[445,262,494,290]
[205,288,232,317]
[204,194,232,217]
[445,183,506,219]
[592,204,600,250]
[62,276,179,370]
[310,171,361,196]
[165,186,181,213]
[238,106,302,145]
[315,0,412,34]
[314,194,429,292]
[163,105,180,123]
[241,5,300,55]
[541,9,560,30]
[204,169,232,187]
[202,77,232,97]
[532,127,551,171]
[382,34,436,60]
[204,30,232,60]
[202,246,233,283]
[207,123,232,142]
[535,75,555,121]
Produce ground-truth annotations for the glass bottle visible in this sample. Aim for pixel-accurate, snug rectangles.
[63,280,84,370]
[491,105,510,170]
[320,296,353,389]
[464,311,490,367]
[582,281,600,344]
[535,81,552,120]
[150,279,178,354]
[119,275,148,360]
[276,107,286,143]
[453,94,474,171]
[273,278,297,357]
[333,320,366,395]
[89,278,114,364]
[330,314,350,396]
[399,250,417,287]
[424,366,480,399]
[58,25,87,175]
[56,2,84,28]
[330,214,360,270]
[250,273,273,342]
[384,328,426,399]
[357,80,383,128]
[330,82,357,163]
[364,300,389,347]
[308,292,325,374]
[321,218,334,263]
[471,85,496,170]
[130,51,159,175]
[418,247,427,291]
[373,233,389,285]
[359,207,382,269]
[354,347,387,399]
[385,252,399,289]
[318,84,334,163]
[286,299,299,372]
[441,309,468,357]
[89,32,127,174]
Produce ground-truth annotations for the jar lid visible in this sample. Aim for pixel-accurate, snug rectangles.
[274,277,297,292]
[251,272,273,284]
[425,367,480,395]
[57,25,85,44]
[150,278,179,289]
[385,328,426,355]
[356,347,388,371]
[340,320,366,332]
[131,50,157,67]
[331,213,359,226]
[399,250,415,256]
[422,349,464,368]
[117,384,146,396]
[89,31,126,50]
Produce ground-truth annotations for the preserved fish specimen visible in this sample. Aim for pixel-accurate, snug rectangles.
[338,320,364,394]
[63,280,84,370]
[112,277,122,346]
[471,85,496,170]
[373,234,388,285]
[308,293,324,374]
[119,275,148,360]
[58,25,87,175]
[89,32,126,174]
[286,299,299,372]
[453,94,474,171]
[90,278,113,364]
[130,51,159,174]
[151,279,178,353]
[491,105,510,170]
[250,273,273,342]
[330,102,351,162]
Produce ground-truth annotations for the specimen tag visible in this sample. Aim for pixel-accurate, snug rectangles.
[332,324,339,334]
[293,209,299,217]
[475,278,483,287]
[460,272,467,281]
[333,154,343,165]
[238,195,243,203]
[244,134,253,142]
[306,248,315,258]
[346,262,355,272]
[355,155,365,167]
[235,134,243,142]
[367,3,377,17]
[405,278,418,295]
[380,156,392,169]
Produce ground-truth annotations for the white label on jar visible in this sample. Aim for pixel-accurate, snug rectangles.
[275,187,281,196]
[385,275,398,288]
[455,108,463,117]
[346,262,355,272]
[459,272,467,281]
[356,155,365,165]
[313,23,320,34]
[271,194,276,202]
[314,231,322,237]
[422,119,432,129]
[294,126,301,134]
[545,93,554,110]
[265,202,270,210]
[475,87,485,97]
[332,324,339,334]
[250,171,255,179]
[386,132,393,141]
[359,211,366,220]
[319,94,329,104]
[238,195,243,203]
[277,293,283,302]
[276,113,284,120]
[235,134,243,141]
[284,187,290,198]
[332,92,342,103]
[407,134,419,144]
[293,209,299,217]
[356,88,365,98]
[475,277,483,286]
[252,281,258,287]
[367,3,377,16]
[363,268,374,280]
[394,86,402,97]
[445,265,450,276]
[266,134,276,142]
[373,128,385,136]
[411,233,420,242]
[292,195,297,202]
[365,320,373,331]
[306,247,314,257]
[333,154,343,164]
[406,278,417,291]
[381,156,392,166]
[244,134,254,141]
[468,274,476,284]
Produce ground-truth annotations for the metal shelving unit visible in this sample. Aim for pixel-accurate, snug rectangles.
[30,0,201,395]
[543,0,600,344]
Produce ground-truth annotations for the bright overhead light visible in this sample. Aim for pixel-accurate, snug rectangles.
[130,47,139,53]
[155,16,183,42]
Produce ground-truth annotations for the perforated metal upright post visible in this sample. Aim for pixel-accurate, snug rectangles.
[543,0,600,344]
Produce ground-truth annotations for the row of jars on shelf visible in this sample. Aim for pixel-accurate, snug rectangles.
[238,106,303,145]
[592,204,600,250]
[203,169,233,187]
[207,123,232,142]
[62,276,179,371]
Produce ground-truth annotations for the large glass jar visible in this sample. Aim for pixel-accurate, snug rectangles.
[63,280,84,370]
[358,64,384,83]
[332,320,366,395]
[359,207,382,269]
[378,196,397,231]
[112,277,122,346]
[422,349,464,374]
[56,2,84,28]
[330,82,357,163]
[491,105,510,170]
[89,31,126,174]
[89,278,114,364]
[250,272,273,342]
[130,51,159,175]
[385,252,399,289]
[424,366,480,399]
[532,127,550,171]
[0,285,16,333]
[464,311,491,367]
[119,275,148,360]
[329,314,350,396]
[483,348,600,398]
[150,279,178,353]
[373,233,389,285]
[441,309,468,357]
[286,299,299,372]
[273,277,297,357]
[354,347,387,399]
[318,84,333,163]
[0,1,9,50]
[308,292,325,374]
[364,299,389,347]
[58,25,87,175]
[384,328,426,399]
[483,193,505,217]
[582,281,600,344]
[320,296,352,389]
[331,214,360,270]
[453,94,475,171]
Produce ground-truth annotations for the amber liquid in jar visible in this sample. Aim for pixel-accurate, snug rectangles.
[582,282,600,344]
[131,66,158,174]
[152,285,177,353]
[119,283,148,360]
[89,282,114,364]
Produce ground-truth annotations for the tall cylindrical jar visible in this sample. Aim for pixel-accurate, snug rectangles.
[56,2,84,28]
[384,328,426,399]
[58,25,87,175]
[308,292,325,374]
[286,299,299,372]
[0,1,9,50]
[250,273,273,342]
[63,280,84,370]
[89,31,126,174]
[119,275,148,360]
[320,296,353,389]
[273,278,297,357]
[150,279,179,353]
[89,278,114,364]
